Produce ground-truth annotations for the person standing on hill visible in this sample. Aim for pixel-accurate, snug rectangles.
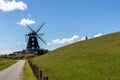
[85,36,88,40]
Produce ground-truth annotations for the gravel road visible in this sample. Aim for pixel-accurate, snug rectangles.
[0,60,25,80]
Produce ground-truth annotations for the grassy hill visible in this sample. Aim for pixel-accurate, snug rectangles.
[32,32,120,80]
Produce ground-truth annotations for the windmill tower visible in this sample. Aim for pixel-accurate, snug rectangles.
[25,22,48,54]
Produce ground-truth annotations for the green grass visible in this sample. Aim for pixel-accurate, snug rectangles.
[0,58,16,71]
[32,32,120,80]
[21,60,36,80]
[1,55,35,60]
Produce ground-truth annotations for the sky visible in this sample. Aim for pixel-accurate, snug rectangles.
[0,0,120,54]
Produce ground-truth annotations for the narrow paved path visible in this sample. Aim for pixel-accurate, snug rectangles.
[0,60,25,80]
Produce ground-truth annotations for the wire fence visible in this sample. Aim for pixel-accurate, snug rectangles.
[28,59,49,80]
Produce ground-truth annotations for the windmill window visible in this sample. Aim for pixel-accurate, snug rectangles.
[32,42,34,45]
[32,38,34,41]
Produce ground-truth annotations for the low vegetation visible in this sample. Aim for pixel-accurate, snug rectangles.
[20,60,36,80]
[1,55,35,60]
[32,32,120,80]
[0,57,16,71]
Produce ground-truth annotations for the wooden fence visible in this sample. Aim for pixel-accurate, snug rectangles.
[28,59,49,80]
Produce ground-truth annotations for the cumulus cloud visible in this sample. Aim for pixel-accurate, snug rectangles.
[47,35,80,45]
[17,18,36,26]
[81,36,87,40]
[47,33,103,46]
[0,0,27,11]
[94,33,102,37]
[0,50,18,55]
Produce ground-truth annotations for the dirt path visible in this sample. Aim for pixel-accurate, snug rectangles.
[0,60,25,80]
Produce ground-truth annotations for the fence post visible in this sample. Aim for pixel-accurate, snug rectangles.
[36,67,39,79]
[44,75,48,80]
[33,64,36,75]
[28,59,49,80]
[39,70,42,80]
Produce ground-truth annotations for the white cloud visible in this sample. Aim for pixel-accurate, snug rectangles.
[51,39,61,45]
[47,35,80,45]
[81,36,90,40]
[47,33,103,50]
[81,36,86,40]
[47,42,51,46]
[0,50,19,55]
[94,33,102,38]
[0,0,27,11]
[17,18,36,26]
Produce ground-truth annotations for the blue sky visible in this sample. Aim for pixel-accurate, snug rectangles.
[0,0,120,54]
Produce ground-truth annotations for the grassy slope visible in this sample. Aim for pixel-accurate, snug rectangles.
[20,60,36,80]
[32,32,120,80]
[0,58,16,71]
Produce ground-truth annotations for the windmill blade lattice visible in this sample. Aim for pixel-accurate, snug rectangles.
[36,22,45,33]
[26,24,34,32]
[37,35,47,45]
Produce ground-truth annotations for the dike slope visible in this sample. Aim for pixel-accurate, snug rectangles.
[32,32,120,80]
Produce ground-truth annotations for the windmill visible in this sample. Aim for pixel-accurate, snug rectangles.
[25,22,48,54]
